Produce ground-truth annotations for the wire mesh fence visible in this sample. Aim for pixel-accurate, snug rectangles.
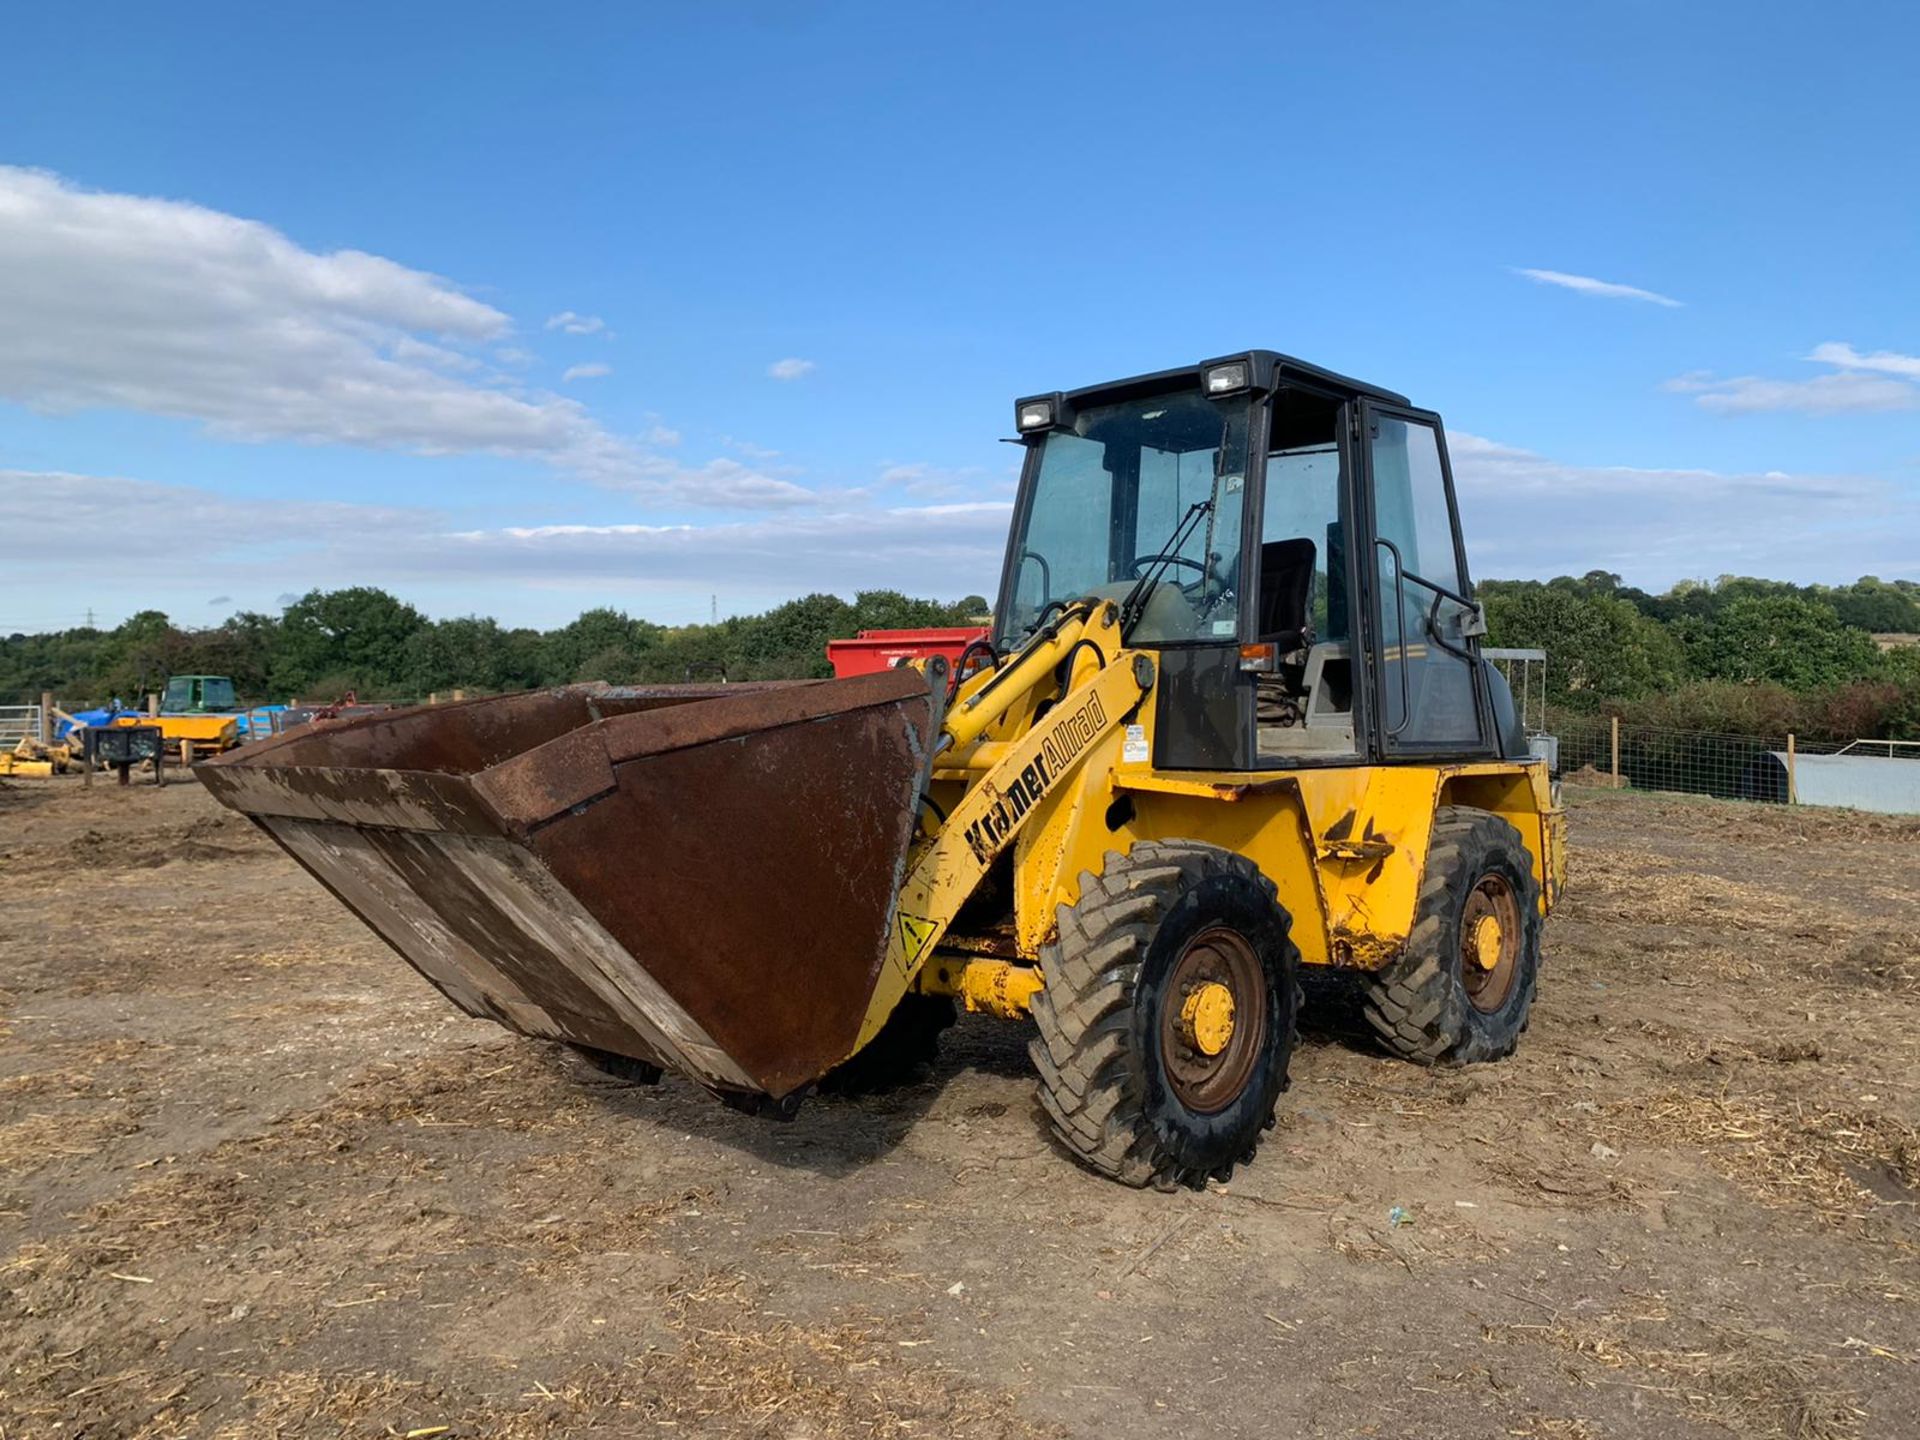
[1554,715,1920,814]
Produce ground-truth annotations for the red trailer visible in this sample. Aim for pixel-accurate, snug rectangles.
[825,626,990,679]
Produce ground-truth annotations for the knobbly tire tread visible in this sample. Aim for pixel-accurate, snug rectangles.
[1362,806,1543,1066]
[1029,841,1300,1190]
[819,993,956,1095]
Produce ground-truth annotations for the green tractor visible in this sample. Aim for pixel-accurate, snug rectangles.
[161,675,239,714]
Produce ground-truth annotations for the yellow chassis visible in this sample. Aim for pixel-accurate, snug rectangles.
[861,601,1565,1049]
[111,713,240,758]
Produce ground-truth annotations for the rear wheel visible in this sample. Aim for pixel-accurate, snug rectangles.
[1363,807,1542,1065]
[1030,841,1299,1190]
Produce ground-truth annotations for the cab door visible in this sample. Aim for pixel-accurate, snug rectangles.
[1358,402,1490,756]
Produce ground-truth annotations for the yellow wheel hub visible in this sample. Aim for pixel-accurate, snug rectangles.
[1179,981,1237,1057]
[1470,912,1505,972]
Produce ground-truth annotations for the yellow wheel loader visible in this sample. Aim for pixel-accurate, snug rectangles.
[199,350,1565,1190]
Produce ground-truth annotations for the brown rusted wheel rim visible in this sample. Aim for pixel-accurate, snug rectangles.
[1159,925,1266,1113]
[1459,873,1522,1014]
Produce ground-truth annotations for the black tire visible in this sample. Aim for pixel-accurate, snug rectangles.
[1363,806,1542,1066]
[569,1045,664,1085]
[1029,841,1300,1190]
[819,993,956,1095]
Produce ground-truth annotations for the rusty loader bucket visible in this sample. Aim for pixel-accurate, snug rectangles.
[196,672,936,1100]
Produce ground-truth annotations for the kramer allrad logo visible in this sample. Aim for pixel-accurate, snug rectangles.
[961,693,1107,863]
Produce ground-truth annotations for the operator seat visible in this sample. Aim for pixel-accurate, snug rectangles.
[1257,538,1316,650]
[1254,538,1317,730]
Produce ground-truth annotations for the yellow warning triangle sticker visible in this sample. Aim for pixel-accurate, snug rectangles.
[897,911,937,963]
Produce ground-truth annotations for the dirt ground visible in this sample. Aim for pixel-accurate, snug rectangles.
[2,778,1916,1439]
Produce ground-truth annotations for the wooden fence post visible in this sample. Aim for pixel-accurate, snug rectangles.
[1786,732,1798,805]
[146,692,159,717]
[39,691,53,745]
[1610,715,1621,789]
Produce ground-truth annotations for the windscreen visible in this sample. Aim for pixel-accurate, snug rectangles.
[1000,389,1249,647]
[165,677,236,710]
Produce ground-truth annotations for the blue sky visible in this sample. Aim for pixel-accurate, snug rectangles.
[2,1,1915,632]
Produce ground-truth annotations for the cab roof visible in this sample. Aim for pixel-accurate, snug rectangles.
[1049,349,1411,410]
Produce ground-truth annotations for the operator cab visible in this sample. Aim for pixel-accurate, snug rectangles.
[162,674,238,713]
[997,350,1524,770]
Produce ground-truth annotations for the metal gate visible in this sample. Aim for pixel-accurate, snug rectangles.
[0,705,44,747]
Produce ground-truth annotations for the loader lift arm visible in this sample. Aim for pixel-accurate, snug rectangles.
[851,600,1147,1047]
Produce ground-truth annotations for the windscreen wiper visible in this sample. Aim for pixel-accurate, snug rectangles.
[1119,498,1212,641]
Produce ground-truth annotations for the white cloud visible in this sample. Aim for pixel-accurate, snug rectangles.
[0,166,572,455]
[452,501,1009,588]
[1448,432,1918,583]
[603,455,820,509]
[723,436,781,459]
[0,470,1006,608]
[0,469,428,569]
[873,461,1004,501]
[0,167,806,509]
[544,311,607,336]
[561,362,612,382]
[1805,341,1920,380]
[8,443,1918,627]
[767,357,817,381]
[1514,267,1683,308]
[1664,370,1920,415]
[1665,342,1920,415]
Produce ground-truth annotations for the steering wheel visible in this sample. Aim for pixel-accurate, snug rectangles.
[1127,554,1207,579]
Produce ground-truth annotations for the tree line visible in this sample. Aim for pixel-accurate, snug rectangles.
[0,588,988,710]
[1479,572,1920,740]
[4,573,1917,742]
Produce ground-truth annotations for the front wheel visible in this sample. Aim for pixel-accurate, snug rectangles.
[1030,841,1299,1190]
[1363,807,1543,1065]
